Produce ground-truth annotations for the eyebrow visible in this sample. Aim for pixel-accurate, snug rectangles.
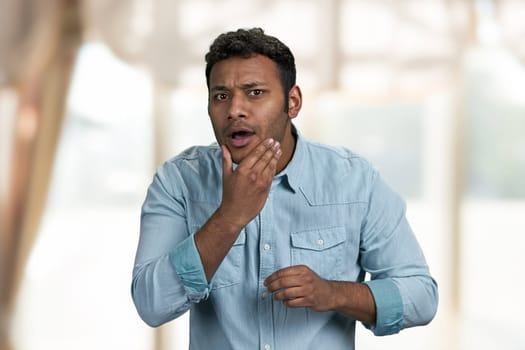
[241,81,267,89]
[210,81,267,92]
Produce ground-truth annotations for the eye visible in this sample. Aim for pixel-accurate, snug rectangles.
[248,89,264,96]
[214,93,229,101]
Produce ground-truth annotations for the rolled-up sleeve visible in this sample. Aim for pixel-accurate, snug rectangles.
[131,163,210,327]
[364,279,403,335]
[360,169,439,335]
[169,235,210,299]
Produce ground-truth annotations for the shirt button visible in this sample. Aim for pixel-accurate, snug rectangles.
[262,291,268,299]
[317,239,324,246]
[264,344,271,350]
[263,243,271,251]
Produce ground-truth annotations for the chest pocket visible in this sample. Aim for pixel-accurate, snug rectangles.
[290,227,346,280]
[197,227,246,290]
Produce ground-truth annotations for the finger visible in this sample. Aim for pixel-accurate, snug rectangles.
[251,141,280,174]
[284,296,311,308]
[272,286,306,301]
[221,145,233,176]
[266,275,304,293]
[264,265,309,286]
[261,147,281,177]
[238,138,275,169]
[265,266,300,286]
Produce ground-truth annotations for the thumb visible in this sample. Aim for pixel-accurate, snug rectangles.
[221,145,233,176]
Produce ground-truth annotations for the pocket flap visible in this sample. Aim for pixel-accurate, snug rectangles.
[291,227,346,251]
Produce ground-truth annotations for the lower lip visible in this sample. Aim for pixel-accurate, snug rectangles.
[229,134,254,148]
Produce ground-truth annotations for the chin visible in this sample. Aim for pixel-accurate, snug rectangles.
[230,154,245,165]
[230,149,250,165]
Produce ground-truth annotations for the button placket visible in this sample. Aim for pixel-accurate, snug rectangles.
[257,191,275,350]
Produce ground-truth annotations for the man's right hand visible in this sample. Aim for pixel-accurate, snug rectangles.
[194,138,281,281]
[217,138,282,230]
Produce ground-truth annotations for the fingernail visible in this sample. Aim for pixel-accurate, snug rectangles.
[272,141,280,149]
[275,149,282,157]
[266,138,274,146]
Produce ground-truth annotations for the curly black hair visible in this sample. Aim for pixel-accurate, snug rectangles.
[205,28,296,109]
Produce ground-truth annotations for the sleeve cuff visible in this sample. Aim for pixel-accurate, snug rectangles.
[169,235,210,300]
[364,279,403,336]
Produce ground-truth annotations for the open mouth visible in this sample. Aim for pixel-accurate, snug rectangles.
[228,128,255,147]
[231,130,255,139]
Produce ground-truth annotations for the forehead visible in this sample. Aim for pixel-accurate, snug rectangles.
[209,55,281,87]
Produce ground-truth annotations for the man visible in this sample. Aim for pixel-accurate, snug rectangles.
[132,28,438,349]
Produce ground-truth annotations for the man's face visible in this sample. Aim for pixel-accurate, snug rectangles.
[208,54,299,166]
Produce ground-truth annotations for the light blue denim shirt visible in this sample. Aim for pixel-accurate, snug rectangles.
[132,127,438,349]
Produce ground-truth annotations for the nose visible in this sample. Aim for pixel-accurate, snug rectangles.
[227,93,247,119]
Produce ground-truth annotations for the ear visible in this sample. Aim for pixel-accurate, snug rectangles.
[287,85,302,119]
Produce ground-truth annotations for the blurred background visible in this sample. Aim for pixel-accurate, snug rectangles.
[1,0,524,349]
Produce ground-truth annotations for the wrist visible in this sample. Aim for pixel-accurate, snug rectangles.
[213,206,246,234]
[330,281,376,325]
[330,281,347,311]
